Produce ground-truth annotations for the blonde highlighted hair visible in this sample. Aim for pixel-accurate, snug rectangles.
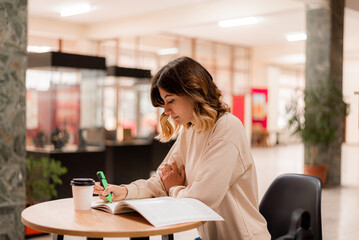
[151,57,230,142]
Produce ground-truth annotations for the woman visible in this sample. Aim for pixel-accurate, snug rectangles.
[94,56,270,240]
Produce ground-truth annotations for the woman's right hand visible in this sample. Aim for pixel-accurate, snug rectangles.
[94,182,128,202]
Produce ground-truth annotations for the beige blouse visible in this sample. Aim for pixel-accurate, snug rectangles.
[125,113,271,240]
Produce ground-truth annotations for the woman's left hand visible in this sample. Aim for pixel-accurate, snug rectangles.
[158,158,185,193]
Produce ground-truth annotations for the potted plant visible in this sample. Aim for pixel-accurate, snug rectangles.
[286,81,348,186]
[25,156,67,236]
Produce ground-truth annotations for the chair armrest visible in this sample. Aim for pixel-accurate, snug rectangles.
[275,208,313,240]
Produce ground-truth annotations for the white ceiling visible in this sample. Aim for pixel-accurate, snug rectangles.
[28,0,212,23]
[28,0,359,49]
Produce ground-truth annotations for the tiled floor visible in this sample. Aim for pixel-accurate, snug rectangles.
[30,143,359,240]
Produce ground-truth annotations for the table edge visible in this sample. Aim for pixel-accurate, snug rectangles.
[21,202,204,238]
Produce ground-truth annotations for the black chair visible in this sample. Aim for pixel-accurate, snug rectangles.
[259,173,322,240]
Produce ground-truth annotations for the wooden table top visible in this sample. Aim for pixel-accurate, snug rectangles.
[21,197,203,238]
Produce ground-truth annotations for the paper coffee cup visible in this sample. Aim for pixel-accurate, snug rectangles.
[70,178,95,210]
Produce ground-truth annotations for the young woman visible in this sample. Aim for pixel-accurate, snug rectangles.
[94,57,270,240]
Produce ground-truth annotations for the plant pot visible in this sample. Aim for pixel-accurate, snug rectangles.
[25,225,45,236]
[304,164,328,187]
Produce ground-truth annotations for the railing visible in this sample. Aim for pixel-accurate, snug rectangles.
[355,91,359,129]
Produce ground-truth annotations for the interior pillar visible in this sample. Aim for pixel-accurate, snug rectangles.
[0,0,27,238]
[305,0,345,186]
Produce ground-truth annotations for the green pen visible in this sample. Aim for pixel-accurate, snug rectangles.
[96,171,113,203]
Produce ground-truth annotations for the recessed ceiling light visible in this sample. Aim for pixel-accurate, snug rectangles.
[286,32,307,42]
[27,45,52,53]
[218,17,259,28]
[60,3,92,17]
[157,48,179,56]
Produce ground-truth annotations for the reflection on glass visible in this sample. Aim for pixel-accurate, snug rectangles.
[103,75,157,141]
[26,68,105,152]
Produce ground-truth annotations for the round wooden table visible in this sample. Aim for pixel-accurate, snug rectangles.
[21,198,203,239]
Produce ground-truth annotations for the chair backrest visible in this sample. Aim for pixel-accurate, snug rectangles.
[259,173,322,240]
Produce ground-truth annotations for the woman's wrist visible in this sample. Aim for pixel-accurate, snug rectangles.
[119,185,128,199]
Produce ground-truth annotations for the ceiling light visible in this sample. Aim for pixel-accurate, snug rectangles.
[218,17,259,28]
[27,45,52,53]
[60,3,92,17]
[286,32,307,42]
[157,48,179,56]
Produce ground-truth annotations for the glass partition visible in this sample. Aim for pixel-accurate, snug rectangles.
[104,67,156,141]
[26,52,106,152]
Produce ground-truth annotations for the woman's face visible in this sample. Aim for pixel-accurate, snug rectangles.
[159,87,194,125]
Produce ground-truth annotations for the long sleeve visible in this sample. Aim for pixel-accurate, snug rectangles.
[124,136,182,199]
[169,137,245,209]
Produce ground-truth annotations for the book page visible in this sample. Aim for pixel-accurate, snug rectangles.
[117,197,224,227]
[91,200,118,214]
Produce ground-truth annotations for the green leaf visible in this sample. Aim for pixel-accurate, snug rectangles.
[26,157,67,204]
[285,81,349,149]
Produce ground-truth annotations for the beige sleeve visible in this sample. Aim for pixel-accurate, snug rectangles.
[124,138,181,199]
[124,174,167,199]
[168,138,245,209]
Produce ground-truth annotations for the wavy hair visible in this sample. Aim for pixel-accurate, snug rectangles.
[151,56,230,142]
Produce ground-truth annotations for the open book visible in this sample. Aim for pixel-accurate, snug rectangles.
[91,197,224,227]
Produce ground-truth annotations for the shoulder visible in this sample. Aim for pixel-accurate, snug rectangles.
[181,113,246,143]
[209,113,248,146]
[212,113,253,163]
[214,113,244,133]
